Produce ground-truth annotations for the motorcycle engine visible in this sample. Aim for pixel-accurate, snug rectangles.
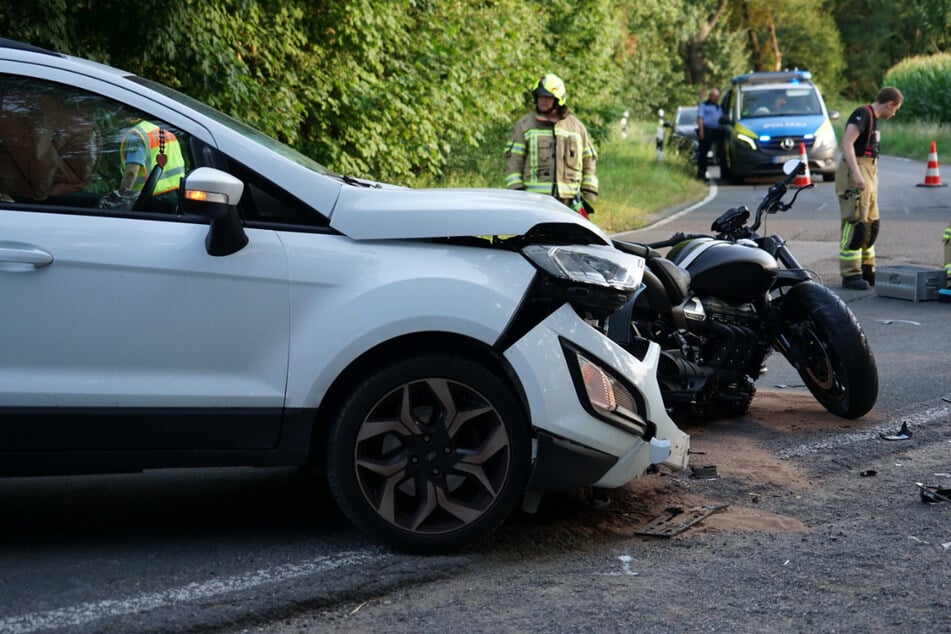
[697,297,764,372]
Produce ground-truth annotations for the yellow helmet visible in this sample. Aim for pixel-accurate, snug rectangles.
[533,74,567,106]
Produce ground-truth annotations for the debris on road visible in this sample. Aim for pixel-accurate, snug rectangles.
[917,482,951,504]
[881,421,912,441]
[690,465,718,480]
[635,504,730,538]
[873,319,921,326]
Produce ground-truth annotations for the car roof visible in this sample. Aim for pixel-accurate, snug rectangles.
[0,37,63,56]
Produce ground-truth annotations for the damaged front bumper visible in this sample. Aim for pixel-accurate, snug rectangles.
[503,304,689,495]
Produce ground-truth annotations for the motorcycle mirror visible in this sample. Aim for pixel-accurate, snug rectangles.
[782,159,803,175]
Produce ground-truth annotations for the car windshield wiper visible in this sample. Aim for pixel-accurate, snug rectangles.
[336,173,379,188]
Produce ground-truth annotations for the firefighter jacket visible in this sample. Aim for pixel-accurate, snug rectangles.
[120,120,186,195]
[504,110,598,203]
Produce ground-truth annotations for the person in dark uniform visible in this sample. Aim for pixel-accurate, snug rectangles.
[696,88,721,180]
[835,87,904,290]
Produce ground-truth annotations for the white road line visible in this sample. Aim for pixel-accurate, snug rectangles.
[779,402,951,459]
[641,182,719,230]
[0,550,379,634]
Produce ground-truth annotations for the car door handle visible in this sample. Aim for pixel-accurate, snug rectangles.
[0,242,54,269]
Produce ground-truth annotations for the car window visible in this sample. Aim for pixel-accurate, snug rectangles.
[223,155,329,228]
[676,108,696,126]
[0,74,191,214]
[131,76,331,177]
[721,89,735,120]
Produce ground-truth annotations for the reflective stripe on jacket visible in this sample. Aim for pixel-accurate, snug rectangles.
[504,111,598,202]
[120,120,186,194]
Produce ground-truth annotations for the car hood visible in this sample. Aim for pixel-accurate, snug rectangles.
[328,186,610,243]
[741,114,827,137]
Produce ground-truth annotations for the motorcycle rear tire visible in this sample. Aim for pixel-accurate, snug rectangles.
[778,282,878,419]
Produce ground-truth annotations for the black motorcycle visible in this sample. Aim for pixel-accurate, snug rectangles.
[609,161,878,420]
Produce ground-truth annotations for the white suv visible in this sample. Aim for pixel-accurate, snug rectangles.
[0,39,688,553]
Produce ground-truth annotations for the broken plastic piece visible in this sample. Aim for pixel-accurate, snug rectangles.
[860,470,877,477]
[635,504,729,538]
[917,482,951,504]
[880,421,912,441]
[690,465,718,479]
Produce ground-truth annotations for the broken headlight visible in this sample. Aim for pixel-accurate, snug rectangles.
[521,244,645,318]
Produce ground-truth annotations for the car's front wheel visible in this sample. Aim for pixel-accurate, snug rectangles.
[326,354,530,553]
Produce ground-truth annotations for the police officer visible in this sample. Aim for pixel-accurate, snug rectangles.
[504,74,598,218]
[696,88,721,180]
[836,87,903,290]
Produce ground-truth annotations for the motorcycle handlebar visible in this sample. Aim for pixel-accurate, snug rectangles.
[750,161,808,232]
[630,161,811,249]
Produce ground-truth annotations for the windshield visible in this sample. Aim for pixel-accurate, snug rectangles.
[677,107,697,125]
[131,76,331,175]
[739,87,822,118]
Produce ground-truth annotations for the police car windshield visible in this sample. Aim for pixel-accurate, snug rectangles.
[739,87,822,118]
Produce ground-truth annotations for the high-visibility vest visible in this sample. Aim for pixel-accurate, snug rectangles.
[120,120,186,194]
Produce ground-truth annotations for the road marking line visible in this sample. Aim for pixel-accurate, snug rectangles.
[640,182,719,231]
[0,550,379,634]
[779,402,951,459]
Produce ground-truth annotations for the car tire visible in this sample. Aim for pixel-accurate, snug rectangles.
[326,354,530,553]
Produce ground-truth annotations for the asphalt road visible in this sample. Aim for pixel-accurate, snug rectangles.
[2,157,950,634]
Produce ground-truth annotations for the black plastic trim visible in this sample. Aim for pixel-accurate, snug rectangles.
[0,407,318,477]
[526,431,617,492]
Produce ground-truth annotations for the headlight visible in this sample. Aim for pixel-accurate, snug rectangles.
[737,133,758,150]
[521,244,645,291]
[813,121,837,149]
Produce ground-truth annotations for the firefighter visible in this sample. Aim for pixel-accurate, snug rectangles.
[504,73,598,218]
[836,87,903,290]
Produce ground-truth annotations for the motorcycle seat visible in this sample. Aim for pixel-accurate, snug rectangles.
[646,256,691,306]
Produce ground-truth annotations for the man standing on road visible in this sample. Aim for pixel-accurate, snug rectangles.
[696,88,721,180]
[504,73,598,218]
[836,87,904,290]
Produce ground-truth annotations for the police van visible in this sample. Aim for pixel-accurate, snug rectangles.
[718,70,839,183]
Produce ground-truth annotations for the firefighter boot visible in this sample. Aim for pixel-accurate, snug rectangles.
[862,264,875,287]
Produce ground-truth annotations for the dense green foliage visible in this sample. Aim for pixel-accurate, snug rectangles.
[884,53,951,122]
[830,0,951,99]
[1,0,948,186]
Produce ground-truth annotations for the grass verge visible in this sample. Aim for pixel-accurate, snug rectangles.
[592,124,707,233]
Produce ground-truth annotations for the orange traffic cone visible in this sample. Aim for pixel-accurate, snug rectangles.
[917,141,947,187]
[794,142,812,187]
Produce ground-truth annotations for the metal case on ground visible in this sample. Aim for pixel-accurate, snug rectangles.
[876,265,944,302]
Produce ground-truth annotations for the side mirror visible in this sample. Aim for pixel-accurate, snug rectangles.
[782,159,804,175]
[181,167,248,256]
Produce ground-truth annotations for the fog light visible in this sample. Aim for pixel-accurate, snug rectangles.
[576,352,635,418]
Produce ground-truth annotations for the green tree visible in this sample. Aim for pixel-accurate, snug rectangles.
[831,0,951,98]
